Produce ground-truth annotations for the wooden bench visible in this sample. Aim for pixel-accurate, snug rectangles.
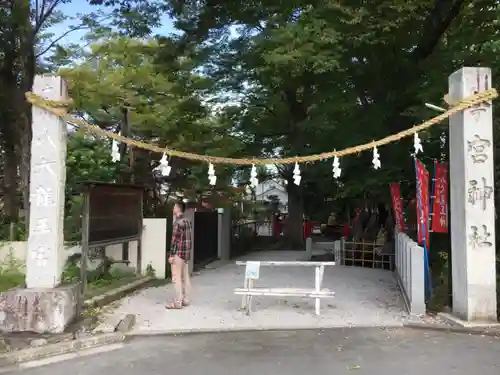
[234,261,336,316]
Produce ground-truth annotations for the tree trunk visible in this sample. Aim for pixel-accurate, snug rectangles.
[3,144,19,221]
[284,179,304,249]
[19,119,32,227]
[19,31,36,229]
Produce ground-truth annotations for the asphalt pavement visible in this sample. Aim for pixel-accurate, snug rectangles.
[6,328,500,375]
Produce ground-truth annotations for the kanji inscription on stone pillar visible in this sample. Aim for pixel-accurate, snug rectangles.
[448,67,497,322]
[26,75,68,289]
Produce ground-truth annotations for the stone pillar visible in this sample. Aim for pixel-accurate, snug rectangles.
[217,208,231,260]
[305,237,312,261]
[448,67,497,322]
[0,75,78,333]
[26,75,68,289]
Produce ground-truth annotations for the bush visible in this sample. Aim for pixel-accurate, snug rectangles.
[0,218,27,241]
[0,248,25,291]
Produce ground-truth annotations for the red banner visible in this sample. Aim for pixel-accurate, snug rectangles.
[431,162,449,233]
[415,159,430,246]
[389,183,405,232]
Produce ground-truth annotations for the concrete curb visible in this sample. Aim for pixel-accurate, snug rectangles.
[403,322,500,337]
[125,323,405,337]
[0,332,127,367]
[83,276,154,308]
[116,314,137,333]
[128,322,500,339]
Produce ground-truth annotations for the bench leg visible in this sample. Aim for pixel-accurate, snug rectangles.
[315,266,321,316]
[246,279,254,316]
[319,265,325,286]
[241,276,249,310]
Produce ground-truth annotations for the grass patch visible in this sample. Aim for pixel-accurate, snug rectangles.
[83,273,142,299]
[0,272,25,292]
[0,248,25,292]
[0,247,168,298]
[144,277,170,288]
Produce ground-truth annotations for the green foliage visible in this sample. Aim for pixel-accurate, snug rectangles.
[145,263,156,277]
[66,130,121,189]
[61,252,136,290]
[3,0,500,308]
[0,218,28,242]
[0,248,25,292]
[61,262,81,284]
[161,0,500,246]
[88,267,135,288]
[63,130,122,242]
[60,35,242,197]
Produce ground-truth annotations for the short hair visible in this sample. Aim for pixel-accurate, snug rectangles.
[175,201,186,213]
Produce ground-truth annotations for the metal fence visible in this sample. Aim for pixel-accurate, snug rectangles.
[231,220,276,258]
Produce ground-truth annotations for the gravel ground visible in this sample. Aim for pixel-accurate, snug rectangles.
[94,251,424,334]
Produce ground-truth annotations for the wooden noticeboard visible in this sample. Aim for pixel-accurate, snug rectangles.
[84,183,144,246]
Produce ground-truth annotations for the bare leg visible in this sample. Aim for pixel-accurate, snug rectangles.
[166,256,184,308]
[180,256,192,305]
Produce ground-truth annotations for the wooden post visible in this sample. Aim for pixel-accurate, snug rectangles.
[80,192,90,293]
[136,195,144,274]
[78,191,90,314]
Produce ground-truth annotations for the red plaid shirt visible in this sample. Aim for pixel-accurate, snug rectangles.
[170,215,193,260]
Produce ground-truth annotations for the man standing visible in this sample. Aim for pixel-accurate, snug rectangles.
[166,201,193,309]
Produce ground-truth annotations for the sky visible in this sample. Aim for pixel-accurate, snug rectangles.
[47,1,176,46]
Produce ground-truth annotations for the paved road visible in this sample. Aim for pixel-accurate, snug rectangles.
[9,328,500,375]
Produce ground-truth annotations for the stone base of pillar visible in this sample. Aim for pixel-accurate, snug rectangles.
[438,312,500,328]
[0,283,79,333]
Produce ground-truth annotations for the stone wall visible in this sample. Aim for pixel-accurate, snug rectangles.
[0,217,169,279]
[394,232,425,316]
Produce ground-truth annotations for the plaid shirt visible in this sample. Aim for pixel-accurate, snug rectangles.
[170,215,193,261]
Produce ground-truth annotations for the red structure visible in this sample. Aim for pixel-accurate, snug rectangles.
[303,220,313,239]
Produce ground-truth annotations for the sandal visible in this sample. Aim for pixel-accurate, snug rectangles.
[165,301,183,309]
[182,300,191,307]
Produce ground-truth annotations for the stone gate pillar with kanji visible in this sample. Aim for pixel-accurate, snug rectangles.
[448,67,497,322]
[0,75,79,333]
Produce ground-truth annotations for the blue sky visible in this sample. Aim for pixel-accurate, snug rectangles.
[48,1,175,46]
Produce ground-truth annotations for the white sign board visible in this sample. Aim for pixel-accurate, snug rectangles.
[245,261,260,280]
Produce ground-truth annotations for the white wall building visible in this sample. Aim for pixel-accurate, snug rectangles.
[253,179,288,213]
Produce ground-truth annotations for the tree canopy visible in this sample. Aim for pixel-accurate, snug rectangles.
[1,0,500,249]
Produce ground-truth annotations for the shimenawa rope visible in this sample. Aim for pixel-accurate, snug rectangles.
[25,88,498,165]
